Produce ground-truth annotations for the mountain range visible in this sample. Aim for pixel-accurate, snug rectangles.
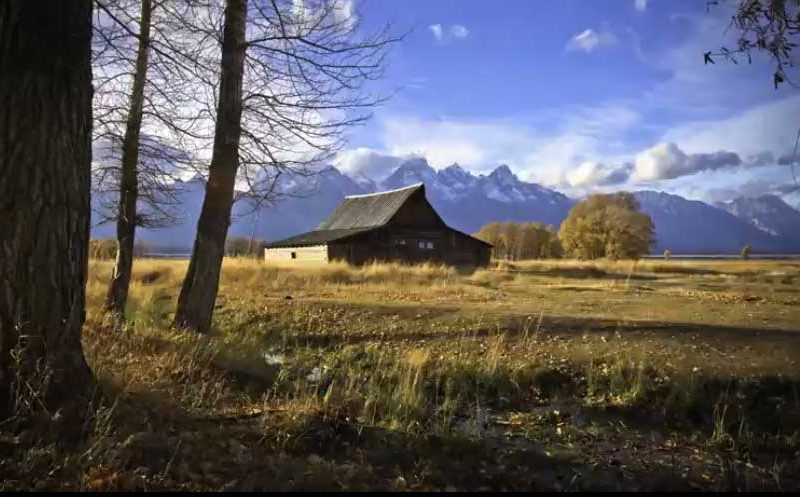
[91,157,800,254]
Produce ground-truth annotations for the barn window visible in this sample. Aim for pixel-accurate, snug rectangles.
[396,239,406,246]
[291,251,297,259]
[426,241,435,249]
[418,241,426,249]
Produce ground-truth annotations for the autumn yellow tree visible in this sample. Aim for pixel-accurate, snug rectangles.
[474,222,505,258]
[558,193,654,260]
[475,221,562,260]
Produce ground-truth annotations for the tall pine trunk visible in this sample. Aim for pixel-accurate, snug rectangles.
[105,0,152,318]
[0,0,95,430]
[173,0,248,333]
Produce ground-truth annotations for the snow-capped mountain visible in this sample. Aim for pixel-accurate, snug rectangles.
[634,191,791,254]
[716,195,800,250]
[90,159,800,254]
[378,158,574,230]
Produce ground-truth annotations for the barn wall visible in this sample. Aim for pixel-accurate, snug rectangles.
[329,232,386,265]
[264,245,329,262]
[328,227,491,267]
[441,230,491,267]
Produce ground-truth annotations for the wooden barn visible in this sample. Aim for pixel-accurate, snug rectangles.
[264,183,492,267]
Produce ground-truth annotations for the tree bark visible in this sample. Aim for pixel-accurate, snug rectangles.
[0,0,96,431]
[173,0,248,333]
[105,0,153,319]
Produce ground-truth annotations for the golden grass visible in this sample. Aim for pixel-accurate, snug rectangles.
[7,256,799,491]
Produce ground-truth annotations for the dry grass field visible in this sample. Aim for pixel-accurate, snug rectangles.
[3,258,800,491]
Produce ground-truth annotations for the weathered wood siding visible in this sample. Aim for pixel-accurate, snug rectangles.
[264,244,329,262]
[328,226,490,267]
[389,189,445,229]
[442,230,491,267]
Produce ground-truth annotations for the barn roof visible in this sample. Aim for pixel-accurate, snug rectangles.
[263,227,374,248]
[316,183,424,230]
[264,182,491,249]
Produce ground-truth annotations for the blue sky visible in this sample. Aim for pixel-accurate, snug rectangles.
[331,0,800,207]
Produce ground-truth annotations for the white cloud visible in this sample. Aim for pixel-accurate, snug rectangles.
[450,25,469,39]
[429,23,469,43]
[382,116,508,168]
[634,143,689,182]
[371,103,641,187]
[635,0,647,13]
[428,24,444,41]
[292,0,357,31]
[566,28,617,53]
[334,147,403,180]
[633,142,742,182]
[566,161,632,188]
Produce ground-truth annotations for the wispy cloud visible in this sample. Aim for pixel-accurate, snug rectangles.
[429,23,470,43]
[566,27,617,53]
[450,25,469,39]
[661,96,800,159]
[706,177,800,203]
[428,24,444,41]
[635,0,648,13]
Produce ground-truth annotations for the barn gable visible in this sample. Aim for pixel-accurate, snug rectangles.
[316,183,436,230]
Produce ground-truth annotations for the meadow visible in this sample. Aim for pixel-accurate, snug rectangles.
[3,257,800,491]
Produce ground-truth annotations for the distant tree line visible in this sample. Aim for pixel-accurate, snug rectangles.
[225,237,266,258]
[90,239,154,260]
[474,192,656,261]
[474,222,562,260]
[90,236,265,259]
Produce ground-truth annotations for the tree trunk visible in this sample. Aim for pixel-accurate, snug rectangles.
[0,0,95,432]
[105,0,153,318]
[173,0,248,333]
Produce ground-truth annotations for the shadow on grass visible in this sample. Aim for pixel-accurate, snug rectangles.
[231,411,697,492]
[280,311,800,350]
[526,266,662,281]
[63,324,800,491]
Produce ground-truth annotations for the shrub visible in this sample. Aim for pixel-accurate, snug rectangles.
[741,244,751,260]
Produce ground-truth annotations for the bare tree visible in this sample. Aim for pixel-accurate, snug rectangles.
[173,0,398,333]
[95,0,155,317]
[0,0,96,433]
[92,0,208,319]
[705,0,800,88]
[173,0,249,333]
[705,0,800,184]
